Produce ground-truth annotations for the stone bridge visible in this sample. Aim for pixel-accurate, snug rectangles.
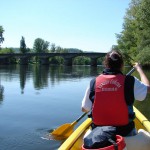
[0,52,106,66]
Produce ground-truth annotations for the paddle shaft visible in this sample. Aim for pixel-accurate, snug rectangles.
[76,112,87,123]
[126,67,135,75]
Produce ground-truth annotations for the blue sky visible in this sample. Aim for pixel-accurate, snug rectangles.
[1,0,131,52]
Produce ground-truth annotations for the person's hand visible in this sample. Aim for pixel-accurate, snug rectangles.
[133,63,150,86]
[133,62,142,72]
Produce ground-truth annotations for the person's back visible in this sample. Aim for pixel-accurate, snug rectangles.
[81,50,150,136]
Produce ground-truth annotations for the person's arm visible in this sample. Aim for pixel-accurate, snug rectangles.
[134,62,150,93]
[81,85,92,112]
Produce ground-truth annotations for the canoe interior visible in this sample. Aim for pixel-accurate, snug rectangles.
[59,106,150,150]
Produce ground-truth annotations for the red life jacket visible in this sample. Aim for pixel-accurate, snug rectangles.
[92,74,129,126]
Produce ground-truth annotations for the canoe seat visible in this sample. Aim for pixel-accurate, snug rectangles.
[124,129,150,150]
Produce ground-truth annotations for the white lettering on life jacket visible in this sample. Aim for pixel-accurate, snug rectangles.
[97,79,122,90]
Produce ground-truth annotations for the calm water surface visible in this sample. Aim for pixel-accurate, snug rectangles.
[0,65,149,150]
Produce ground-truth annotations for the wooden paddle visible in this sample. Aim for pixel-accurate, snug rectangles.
[51,112,87,138]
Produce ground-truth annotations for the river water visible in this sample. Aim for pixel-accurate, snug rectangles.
[0,65,149,150]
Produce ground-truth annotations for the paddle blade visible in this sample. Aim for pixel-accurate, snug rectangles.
[50,113,87,139]
[51,121,77,138]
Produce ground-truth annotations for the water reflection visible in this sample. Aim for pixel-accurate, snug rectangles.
[0,84,4,102]
[0,64,103,92]
[0,69,4,102]
[0,64,149,120]
[33,65,49,89]
[19,65,28,94]
[0,64,147,91]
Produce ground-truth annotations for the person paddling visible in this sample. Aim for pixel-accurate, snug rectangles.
[81,50,150,136]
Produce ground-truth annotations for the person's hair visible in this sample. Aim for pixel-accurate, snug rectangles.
[103,50,124,70]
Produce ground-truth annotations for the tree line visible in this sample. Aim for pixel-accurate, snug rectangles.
[115,0,150,67]
[0,31,103,65]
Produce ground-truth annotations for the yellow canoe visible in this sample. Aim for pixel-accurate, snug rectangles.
[59,106,150,150]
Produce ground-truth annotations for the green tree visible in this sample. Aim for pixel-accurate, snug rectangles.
[0,48,14,54]
[136,0,150,49]
[136,46,150,66]
[116,0,150,65]
[33,38,49,53]
[20,36,26,53]
[55,46,63,53]
[116,0,140,58]
[0,26,4,48]
[0,48,16,63]
[50,43,56,53]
